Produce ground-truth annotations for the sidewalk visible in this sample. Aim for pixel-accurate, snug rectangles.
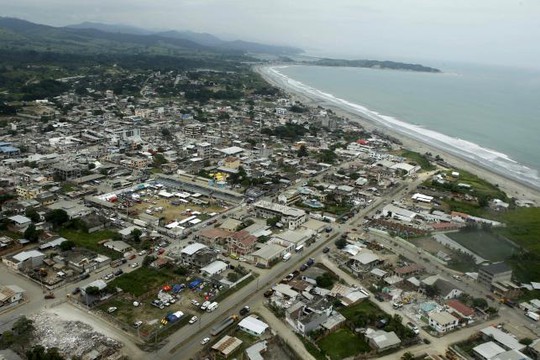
[255,304,316,360]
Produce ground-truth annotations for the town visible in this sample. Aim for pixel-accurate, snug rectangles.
[1,65,540,360]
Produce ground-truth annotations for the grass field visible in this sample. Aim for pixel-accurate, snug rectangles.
[131,197,224,224]
[446,230,519,262]
[59,229,120,259]
[318,328,371,359]
[108,267,177,297]
[400,150,435,171]
[339,301,383,320]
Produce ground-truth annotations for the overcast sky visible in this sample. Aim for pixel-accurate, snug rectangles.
[3,0,540,68]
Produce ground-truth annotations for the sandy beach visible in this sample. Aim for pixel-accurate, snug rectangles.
[255,65,540,204]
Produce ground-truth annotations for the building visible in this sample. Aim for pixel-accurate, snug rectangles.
[3,250,45,271]
[180,243,216,267]
[245,341,267,360]
[478,262,513,289]
[16,186,43,200]
[251,243,287,267]
[47,200,92,219]
[200,261,228,277]
[53,163,82,180]
[254,200,306,230]
[103,241,133,254]
[0,285,25,306]
[446,299,475,323]
[480,327,526,352]
[197,142,213,159]
[473,342,506,360]
[237,316,269,337]
[211,335,242,358]
[428,311,459,333]
[227,231,257,256]
[365,328,401,352]
[277,189,301,205]
[349,250,380,273]
[8,215,32,230]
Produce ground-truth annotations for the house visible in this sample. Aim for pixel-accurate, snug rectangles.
[227,230,257,256]
[274,229,314,251]
[251,243,287,267]
[480,327,526,352]
[446,299,475,323]
[47,200,92,219]
[478,262,512,289]
[286,296,333,335]
[200,261,228,277]
[211,336,243,358]
[428,311,459,333]
[245,341,267,360]
[196,228,229,247]
[365,328,401,352]
[349,250,380,273]
[0,285,25,306]
[423,277,462,299]
[103,240,132,254]
[3,250,45,271]
[237,316,269,337]
[220,218,242,232]
[180,243,216,267]
[528,338,540,360]
[491,350,531,360]
[8,215,32,230]
[473,341,506,360]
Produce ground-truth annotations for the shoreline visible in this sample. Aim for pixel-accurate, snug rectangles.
[255,65,540,204]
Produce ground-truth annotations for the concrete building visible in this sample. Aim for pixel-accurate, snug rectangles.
[0,285,25,306]
[197,142,213,159]
[365,328,401,352]
[3,250,45,271]
[53,163,82,180]
[428,311,459,333]
[237,316,269,337]
[253,200,306,230]
[478,262,512,289]
[180,243,216,267]
[200,261,228,277]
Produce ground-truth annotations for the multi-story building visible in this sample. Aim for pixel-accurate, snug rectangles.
[16,185,43,200]
[254,200,306,230]
[53,163,82,180]
[478,262,512,288]
[197,142,213,159]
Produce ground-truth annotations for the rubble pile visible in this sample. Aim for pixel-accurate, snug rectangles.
[30,312,122,357]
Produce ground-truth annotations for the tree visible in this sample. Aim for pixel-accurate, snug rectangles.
[84,286,100,296]
[472,297,488,309]
[520,337,533,346]
[424,284,439,298]
[25,208,41,223]
[26,345,65,360]
[45,209,69,228]
[297,144,308,158]
[316,273,335,288]
[161,127,171,137]
[227,272,239,282]
[24,223,40,243]
[153,153,168,166]
[131,228,142,243]
[266,216,281,228]
[143,255,156,267]
[335,238,347,249]
[59,240,76,251]
[401,352,414,360]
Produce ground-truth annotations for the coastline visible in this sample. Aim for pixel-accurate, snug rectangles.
[255,64,540,204]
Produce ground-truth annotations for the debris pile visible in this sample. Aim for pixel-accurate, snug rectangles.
[30,312,123,357]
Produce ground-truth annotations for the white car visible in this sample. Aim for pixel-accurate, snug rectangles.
[107,306,117,313]
[130,262,139,268]
[191,299,200,307]
[200,337,210,345]
[138,250,147,256]
[189,316,198,324]
[133,320,143,328]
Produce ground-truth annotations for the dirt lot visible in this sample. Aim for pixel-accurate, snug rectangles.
[131,196,225,223]
[410,236,449,254]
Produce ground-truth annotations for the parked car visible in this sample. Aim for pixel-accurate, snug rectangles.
[114,269,124,276]
[322,247,330,253]
[264,289,274,298]
[138,250,147,256]
[189,316,198,324]
[300,264,308,271]
[107,307,117,313]
[44,292,55,299]
[133,320,143,328]
[130,262,139,268]
[103,273,114,281]
[71,287,80,295]
[306,258,315,266]
[201,337,210,345]
[239,306,250,316]
[191,299,200,307]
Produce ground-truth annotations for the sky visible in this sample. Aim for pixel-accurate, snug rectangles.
[3,0,540,68]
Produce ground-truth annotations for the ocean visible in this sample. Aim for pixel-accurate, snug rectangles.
[267,63,540,190]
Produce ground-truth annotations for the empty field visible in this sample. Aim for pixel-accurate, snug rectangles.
[446,230,519,262]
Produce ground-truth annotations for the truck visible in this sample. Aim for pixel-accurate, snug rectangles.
[526,311,540,321]
[282,252,292,262]
[210,315,238,336]
[206,302,219,312]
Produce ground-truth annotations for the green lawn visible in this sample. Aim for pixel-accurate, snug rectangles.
[318,328,371,359]
[498,208,540,253]
[447,230,519,262]
[59,229,121,259]
[339,301,383,320]
[400,150,435,171]
[108,267,176,297]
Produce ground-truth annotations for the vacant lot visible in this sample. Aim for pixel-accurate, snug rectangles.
[318,328,371,359]
[131,197,224,223]
[339,301,383,320]
[409,236,477,272]
[108,267,176,297]
[447,230,519,262]
[59,229,120,259]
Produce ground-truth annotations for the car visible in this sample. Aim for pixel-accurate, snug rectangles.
[306,258,315,266]
[239,306,250,316]
[133,320,143,328]
[72,287,81,295]
[191,299,200,307]
[406,322,420,334]
[264,289,274,298]
[130,262,139,268]
[107,306,118,313]
[44,292,55,299]
[114,269,124,276]
[322,247,330,253]
[299,264,308,271]
[103,273,114,281]
[138,250,147,256]
[200,337,210,345]
[189,316,198,324]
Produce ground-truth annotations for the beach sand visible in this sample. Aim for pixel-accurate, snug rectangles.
[255,65,540,204]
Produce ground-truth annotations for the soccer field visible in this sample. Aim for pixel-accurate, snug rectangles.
[446,230,519,262]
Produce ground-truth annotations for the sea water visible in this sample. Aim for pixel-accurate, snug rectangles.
[268,63,540,190]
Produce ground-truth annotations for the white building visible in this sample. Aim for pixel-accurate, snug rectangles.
[254,201,307,230]
[238,316,269,337]
[428,311,459,333]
